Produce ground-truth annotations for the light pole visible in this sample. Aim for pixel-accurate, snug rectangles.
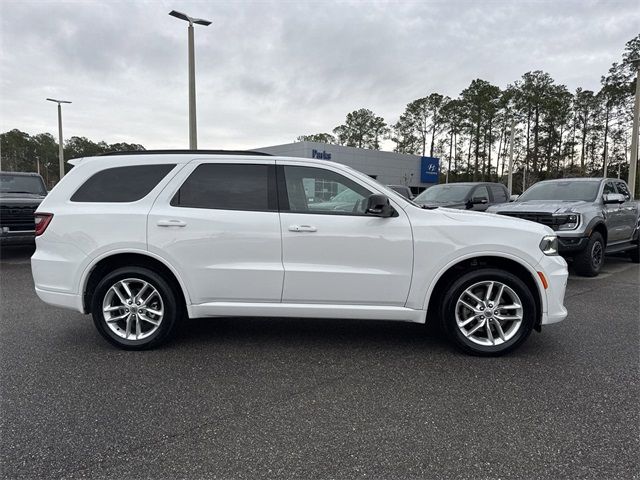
[628,57,640,199]
[169,10,211,150]
[507,119,515,195]
[46,98,71,181]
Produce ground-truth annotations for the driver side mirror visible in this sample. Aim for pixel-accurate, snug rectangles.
[365,194,395,217]
[471,196,488,205]
[509,194,519,202]
[603,193,625,204]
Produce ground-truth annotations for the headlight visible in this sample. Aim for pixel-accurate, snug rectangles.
[540,235,559,256]
[555,213,580,231]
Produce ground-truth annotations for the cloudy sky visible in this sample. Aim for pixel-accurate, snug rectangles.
[1,0,638,150]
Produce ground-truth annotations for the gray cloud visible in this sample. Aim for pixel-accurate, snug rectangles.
[1,0,638,150]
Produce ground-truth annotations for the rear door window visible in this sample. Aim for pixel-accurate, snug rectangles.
[71,164,176,202]
[171,163,277,211]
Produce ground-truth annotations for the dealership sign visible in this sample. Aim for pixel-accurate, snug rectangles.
[420,157,439,183]
[311,149,332,160]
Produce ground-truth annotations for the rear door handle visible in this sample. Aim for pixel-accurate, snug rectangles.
[157,219,187,227]
[288,224,317,232]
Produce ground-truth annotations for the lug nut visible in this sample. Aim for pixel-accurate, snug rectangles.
[488,303,493,308]
[480,315,485,320]
[480,306,485,311]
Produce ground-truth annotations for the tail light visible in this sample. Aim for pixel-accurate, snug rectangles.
[34,213,53,236]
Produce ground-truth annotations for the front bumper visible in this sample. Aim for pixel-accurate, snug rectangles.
[557,236,588,254]
[0,229,35,245]
[537,255,569,325]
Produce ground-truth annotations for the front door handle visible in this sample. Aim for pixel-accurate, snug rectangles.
[157,219,187,227]
[288,225,317,232]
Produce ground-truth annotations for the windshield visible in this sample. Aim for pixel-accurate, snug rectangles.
[414,184,472,203]
[518,180,600,202]
[0,174,46,195]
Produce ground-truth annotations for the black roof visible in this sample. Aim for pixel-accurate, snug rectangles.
[98,149,272,157]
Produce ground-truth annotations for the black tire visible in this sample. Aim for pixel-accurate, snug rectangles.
[91,266,180,350]
[440,268,536,356]
[629,238,639,263]
[573,232,605,277]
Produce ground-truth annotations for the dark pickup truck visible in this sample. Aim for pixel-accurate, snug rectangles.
[0,172,47,245]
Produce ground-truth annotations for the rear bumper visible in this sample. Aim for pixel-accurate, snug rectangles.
[34,287,84,313]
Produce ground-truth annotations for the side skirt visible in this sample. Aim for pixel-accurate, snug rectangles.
[605,240,637,254]
[188,302,427,323]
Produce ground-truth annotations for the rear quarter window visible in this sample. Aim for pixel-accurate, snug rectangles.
[70,164,176,202]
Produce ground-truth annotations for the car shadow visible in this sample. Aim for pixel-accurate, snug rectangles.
[175,315,445,349]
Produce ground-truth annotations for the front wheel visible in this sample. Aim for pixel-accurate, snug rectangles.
[91,266,180,350]
[573,232,604,277]
[441,268,536,356]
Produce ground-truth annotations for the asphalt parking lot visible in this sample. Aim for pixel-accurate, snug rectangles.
[1,246,638,480]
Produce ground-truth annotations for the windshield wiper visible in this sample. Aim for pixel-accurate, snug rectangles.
[421,205,439,210]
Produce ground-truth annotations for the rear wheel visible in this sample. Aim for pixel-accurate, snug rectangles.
[91,266,180,350]
[573,232,604,277]
[441,268,536,356]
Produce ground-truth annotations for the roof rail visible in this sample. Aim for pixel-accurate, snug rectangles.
[98,149,272,157]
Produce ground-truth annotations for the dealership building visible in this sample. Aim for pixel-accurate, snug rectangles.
[255,141,439,193]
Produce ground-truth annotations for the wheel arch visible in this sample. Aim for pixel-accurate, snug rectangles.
[584,219,607,246]
[424,255,544,331]
[81,250,190,314]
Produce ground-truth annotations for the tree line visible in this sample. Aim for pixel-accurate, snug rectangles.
[0,130,144,187]
[297,34,640,194]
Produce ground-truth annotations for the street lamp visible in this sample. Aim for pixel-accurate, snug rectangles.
[169,10,211,150]
[628,57,640,199]
[46,98,71,181]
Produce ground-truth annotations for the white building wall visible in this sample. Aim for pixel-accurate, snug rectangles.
[255,142,436,189]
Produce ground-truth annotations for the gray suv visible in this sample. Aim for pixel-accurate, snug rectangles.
[488,178,640,276]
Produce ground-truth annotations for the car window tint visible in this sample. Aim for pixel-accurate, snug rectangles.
[490,185,507,202]
[171,163,275,211]
[70,164,176,202]
[603,182,616,195]
[615,181,631,200]
[473,185,490,200]
[283,166,372,215]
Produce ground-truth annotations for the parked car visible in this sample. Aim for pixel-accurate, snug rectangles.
[387,185,414,200]
[32,151,568,355]
[414,182,509,211]
[0,171,47,245]
[488,178,640,277]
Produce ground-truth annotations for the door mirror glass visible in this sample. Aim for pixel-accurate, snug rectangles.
[365,194,395,217]
[603,193,625,204]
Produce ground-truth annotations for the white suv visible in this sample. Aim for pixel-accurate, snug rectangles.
[31,151,568,355]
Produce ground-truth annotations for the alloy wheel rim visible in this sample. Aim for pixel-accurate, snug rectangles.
[455,280,523,347]
[592,241,603,268]
[102,278,164,340]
